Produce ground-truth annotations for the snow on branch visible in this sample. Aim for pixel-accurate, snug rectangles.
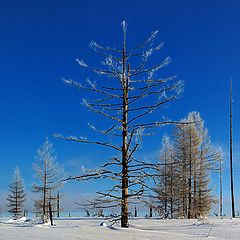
[174,80,184,96]
[76,58,88,67]
[86,78,97,89]
[54,134,121,151]
[90,41,104,51]
[121,20,127,32]
[130,56,171,77]
[62,78,82,88]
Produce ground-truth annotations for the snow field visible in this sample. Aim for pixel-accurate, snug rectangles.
[0,217,240,240]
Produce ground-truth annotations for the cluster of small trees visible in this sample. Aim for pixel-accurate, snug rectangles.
[150,112,222,219]
[6,138,64,222]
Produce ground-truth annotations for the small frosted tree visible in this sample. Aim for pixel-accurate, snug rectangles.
[6,167,26,219]
[32,138,64,222]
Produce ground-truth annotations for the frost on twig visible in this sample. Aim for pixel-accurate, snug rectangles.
[76,58,88,67]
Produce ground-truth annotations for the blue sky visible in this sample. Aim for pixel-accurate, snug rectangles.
[0,0,240,214]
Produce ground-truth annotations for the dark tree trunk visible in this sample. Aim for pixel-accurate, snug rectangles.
[150,206,153,217]
[121,31,129,228]
[164,153,167,219]
[15,186,18,218]
[49,202,53,226]
[43,163,47,220]
[229,80,235,218]
[193,173,197,218]
[188,130,192,219]
[219,159,223,218]
[57,191,60,218]
[198,159,203,217]
[170,157,173,218]
[135,207,137,217]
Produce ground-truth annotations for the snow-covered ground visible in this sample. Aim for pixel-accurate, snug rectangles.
[0,217,240,240]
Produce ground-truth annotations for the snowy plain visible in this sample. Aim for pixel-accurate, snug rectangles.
[0,217,240,240]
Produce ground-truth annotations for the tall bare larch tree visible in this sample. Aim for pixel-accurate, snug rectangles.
[57,21,183,227]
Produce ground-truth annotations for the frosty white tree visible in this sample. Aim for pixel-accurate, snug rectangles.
[57,21,183,227]
[33,138,64,222]
[6,167,26,219]
[152,135,178,218]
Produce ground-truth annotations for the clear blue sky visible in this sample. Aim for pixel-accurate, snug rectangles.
[0,0,240,214]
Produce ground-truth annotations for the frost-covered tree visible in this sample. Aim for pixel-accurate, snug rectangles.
[151,135,178,218]
[32,138,64,222]
[6,167,26,219]
[150,112,221,219]
[174,112,220,218]
[56,21,183,227]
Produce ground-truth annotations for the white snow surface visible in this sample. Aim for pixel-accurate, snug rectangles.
[6,217,27,223]
[0,217,240,240]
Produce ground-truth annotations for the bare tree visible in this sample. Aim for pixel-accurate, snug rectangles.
[56,21,183,227]
[229,80,235,218]
[32,137,64,222]
[6,167,26,219]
